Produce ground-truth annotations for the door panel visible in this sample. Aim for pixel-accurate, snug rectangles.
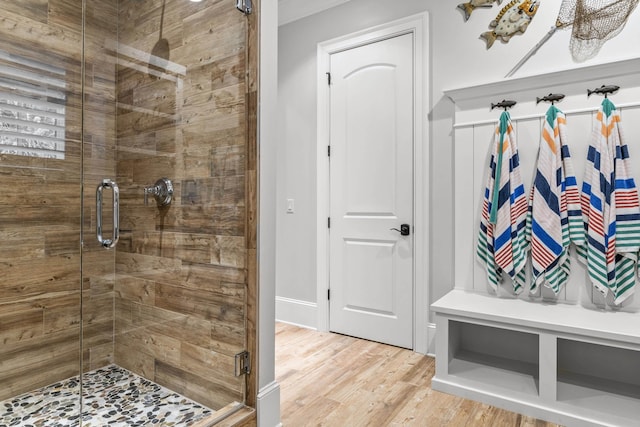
[329,33,414,349]
[343,65,397,214]
[344,239,396,315]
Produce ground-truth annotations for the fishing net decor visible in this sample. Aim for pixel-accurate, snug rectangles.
[557,0,639,61]
[505,0,639,76]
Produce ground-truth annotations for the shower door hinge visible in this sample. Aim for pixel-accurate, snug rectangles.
[235,351,251,376]
[236,0,252,15]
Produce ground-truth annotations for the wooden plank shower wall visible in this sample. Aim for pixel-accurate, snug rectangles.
[0,0,259,413]
[0,0,118,400]
[451,63,640,313]
[114,0,253,411]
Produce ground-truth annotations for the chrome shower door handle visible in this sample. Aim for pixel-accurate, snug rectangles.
[96,178,120,249]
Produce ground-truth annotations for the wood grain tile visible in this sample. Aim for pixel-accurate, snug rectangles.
[0,0,258,417]
[276,323,562,427]
[113,0,256,413]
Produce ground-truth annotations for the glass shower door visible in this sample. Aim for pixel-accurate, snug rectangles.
[0,0,252,424]
[80,0,250,424]
[0,1,84,424]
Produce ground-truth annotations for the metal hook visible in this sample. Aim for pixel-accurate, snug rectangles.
[536,93,565,105]
[587,85,620,98]
[491,100,517,111]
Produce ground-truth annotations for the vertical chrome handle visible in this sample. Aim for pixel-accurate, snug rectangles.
[96,178,120,249]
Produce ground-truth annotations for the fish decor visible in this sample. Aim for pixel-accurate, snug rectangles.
[481,0,541,49]
[536,93,565,104]
[458,0,503,22]
[491,99,517,110]
[587,85,620,98]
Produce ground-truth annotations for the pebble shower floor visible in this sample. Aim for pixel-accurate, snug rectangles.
[0,365,213,426]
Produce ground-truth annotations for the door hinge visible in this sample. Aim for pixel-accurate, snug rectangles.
[328,217,330,228]
[234,351,251,376]
[328,289,331,300]
[235,0,252,15]
[326,72,331,86]
[328,145,331,157]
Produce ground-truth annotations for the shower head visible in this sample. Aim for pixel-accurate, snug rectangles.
[148,0,169,76]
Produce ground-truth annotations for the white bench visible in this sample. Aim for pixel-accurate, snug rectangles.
[431,290,640,427]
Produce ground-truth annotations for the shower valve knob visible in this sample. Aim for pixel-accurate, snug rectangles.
[144,178,173,206]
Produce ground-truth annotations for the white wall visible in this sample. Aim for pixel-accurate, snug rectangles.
[276,0,640,328]
[258,0,281,426]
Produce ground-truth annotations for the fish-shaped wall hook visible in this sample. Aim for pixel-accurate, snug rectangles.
[457,0,503,22]
[480,0,540,49]
[587,85,620,98]
[491,99,517,110]
[536,93,565,105]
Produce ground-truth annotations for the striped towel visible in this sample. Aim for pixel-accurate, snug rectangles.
[576,98,640,305]
[477,111,529,294]
[526,106,582,295]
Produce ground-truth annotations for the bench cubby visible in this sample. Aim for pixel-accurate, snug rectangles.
[439,58,640,427]
[432,290,640,427]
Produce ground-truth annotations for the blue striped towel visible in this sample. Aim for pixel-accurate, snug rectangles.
[576,98,640,304]
[477,111,529,294]
[527,106,581,294]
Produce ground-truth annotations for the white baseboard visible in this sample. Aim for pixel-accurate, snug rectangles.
[275,296,318,329]
[257,381,281,427]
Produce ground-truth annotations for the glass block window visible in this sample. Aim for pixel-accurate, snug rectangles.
[0,49,66,159]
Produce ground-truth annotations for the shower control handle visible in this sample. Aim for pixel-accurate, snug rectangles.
[96,179,120,249]
[144,178,173,206]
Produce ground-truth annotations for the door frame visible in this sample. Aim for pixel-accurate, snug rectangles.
[316,12,430,354]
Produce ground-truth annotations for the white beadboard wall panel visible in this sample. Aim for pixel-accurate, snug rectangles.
[471,124,496,294]
[447,59,640,312]
[453,125,475,291]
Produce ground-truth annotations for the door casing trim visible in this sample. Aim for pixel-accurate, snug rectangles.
[316,12,430,354]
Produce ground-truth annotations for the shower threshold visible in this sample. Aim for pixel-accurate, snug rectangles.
[0,364,225,427]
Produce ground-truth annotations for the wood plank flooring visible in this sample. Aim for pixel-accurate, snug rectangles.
[275,322,561,427]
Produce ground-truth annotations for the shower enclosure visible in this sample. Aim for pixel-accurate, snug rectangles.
[0,0,258,425]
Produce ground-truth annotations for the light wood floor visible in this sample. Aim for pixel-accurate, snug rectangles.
[275,322,561,427]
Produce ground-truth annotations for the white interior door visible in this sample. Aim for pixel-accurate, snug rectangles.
[329,33,414,349]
